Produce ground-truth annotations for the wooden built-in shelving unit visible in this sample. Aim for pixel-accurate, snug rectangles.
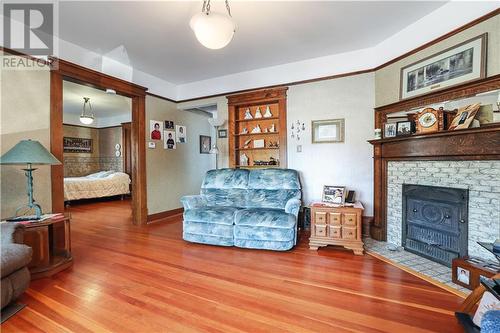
[227,87,288,168]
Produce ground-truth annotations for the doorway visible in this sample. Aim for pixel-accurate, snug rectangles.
[50,59,147,225]
[61,80,133,214]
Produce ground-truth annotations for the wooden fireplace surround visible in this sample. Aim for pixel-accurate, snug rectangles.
[369,74,500,241]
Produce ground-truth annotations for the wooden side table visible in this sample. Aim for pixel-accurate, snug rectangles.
[23,214,73,279]
[309,202,364,255]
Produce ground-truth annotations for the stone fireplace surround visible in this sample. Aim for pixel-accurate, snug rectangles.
[386,160,500,261]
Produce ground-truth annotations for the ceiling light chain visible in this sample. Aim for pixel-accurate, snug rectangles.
[201,0,231,17]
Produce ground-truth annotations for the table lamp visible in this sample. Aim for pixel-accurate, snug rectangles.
[0,139,61,219]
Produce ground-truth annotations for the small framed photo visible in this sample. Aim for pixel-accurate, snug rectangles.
[200,135,211,154]
[312,119,344,143]
[164,120,174,130]
[218,129,228,138]
[322,185,346,205]
[396,121,413,136]
[384,123,397,138]
[456,267,470,285]
[449,103,481,130]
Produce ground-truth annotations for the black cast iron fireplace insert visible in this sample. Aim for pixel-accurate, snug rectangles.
[402,184,468,267]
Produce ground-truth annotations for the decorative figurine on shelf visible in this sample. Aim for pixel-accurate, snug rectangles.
[254,107,263,118]
[240,127,248,134]
[269,157,278,166]
[240,153,249,166]
[244,108,253,119]
[264,106,273,118]
[243,139,252,148]
[251,124,262,133]
[269,124,276,133]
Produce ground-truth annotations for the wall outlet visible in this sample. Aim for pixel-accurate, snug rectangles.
[296,145,302,153]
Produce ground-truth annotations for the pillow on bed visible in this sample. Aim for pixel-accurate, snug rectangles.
[86,171,115,178]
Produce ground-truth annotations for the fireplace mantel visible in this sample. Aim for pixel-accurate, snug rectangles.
[368,124,500,241]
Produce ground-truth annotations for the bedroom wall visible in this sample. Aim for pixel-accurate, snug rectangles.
[0,54,52,219]
[63,125,100,176]
[98,126,123,172]
[375,14,500,107]
[146,95,213,215]
[63,125,123,176]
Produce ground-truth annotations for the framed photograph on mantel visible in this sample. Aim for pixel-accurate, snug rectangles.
[400,33,487,100]
[312,119,345,143]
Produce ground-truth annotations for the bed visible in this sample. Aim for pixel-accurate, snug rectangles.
[64,171,131,201]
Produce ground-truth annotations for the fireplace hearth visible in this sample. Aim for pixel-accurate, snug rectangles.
[402,184,468,267]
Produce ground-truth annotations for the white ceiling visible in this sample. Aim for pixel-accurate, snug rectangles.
[59,1,446,85]
[63,80,131,119]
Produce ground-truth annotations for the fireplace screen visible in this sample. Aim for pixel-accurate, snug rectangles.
[402,184,468,267]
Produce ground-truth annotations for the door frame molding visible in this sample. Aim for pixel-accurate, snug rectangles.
[50,58,148,225]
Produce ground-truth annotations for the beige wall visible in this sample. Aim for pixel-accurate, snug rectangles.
[375,14,500,107]
[287,73,375,215]
[177,96,229,169]
[99,127,122,157]
[63,125,100,158]
[146,95,213,214]
[1,56,52,219]
[62,125,123,176]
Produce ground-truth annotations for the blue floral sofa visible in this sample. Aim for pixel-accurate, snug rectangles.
[181,168,302,251]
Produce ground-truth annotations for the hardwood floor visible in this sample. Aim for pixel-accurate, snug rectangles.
[2,200,464,332]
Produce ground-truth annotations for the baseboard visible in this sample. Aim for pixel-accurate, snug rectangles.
[147,208,184,223]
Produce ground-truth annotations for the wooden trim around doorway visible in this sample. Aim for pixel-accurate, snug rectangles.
[50,58,148,226]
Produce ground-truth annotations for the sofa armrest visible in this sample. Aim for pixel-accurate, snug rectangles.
[1,222,25,245]
[285,198,301,217]
[180,195,207,210]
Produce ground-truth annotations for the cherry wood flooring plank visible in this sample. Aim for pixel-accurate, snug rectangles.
[1,200,464,332]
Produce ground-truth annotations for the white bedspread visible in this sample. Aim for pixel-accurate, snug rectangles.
[64,171,131,201]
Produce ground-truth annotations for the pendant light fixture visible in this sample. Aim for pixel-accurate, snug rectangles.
[79,97,94,125]
[190,0,236,50]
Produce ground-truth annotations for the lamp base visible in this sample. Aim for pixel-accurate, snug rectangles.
[15,202,42,220]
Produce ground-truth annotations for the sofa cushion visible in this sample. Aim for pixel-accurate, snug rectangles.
[202,169,249,189]
[183,221,233,239]
[234,208,295,229]
[1,244,32,278]
[246,189,301,210]
[184,206,240,225]
[248,169,301,190]
[201,188,248,208]
[201,169,249,207]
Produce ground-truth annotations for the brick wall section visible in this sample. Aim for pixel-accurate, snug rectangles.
[387,160,500,260]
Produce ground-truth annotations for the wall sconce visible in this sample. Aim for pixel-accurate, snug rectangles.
[290,120,306,141]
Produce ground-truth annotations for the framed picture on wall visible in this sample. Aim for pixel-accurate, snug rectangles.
[150,120,163,140]
[164,130,176,150]
[218,129,228,138]
[311,119,344,143]
[400,33,487,100]
[63,137,93,153]
[200,135,211,154]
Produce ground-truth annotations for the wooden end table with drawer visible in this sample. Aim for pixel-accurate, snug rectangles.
[309,202,364,255]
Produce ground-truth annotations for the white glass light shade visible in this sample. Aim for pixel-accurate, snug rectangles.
[190,12,236,49]
[208,117,225,127]
[79,115,94,125]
